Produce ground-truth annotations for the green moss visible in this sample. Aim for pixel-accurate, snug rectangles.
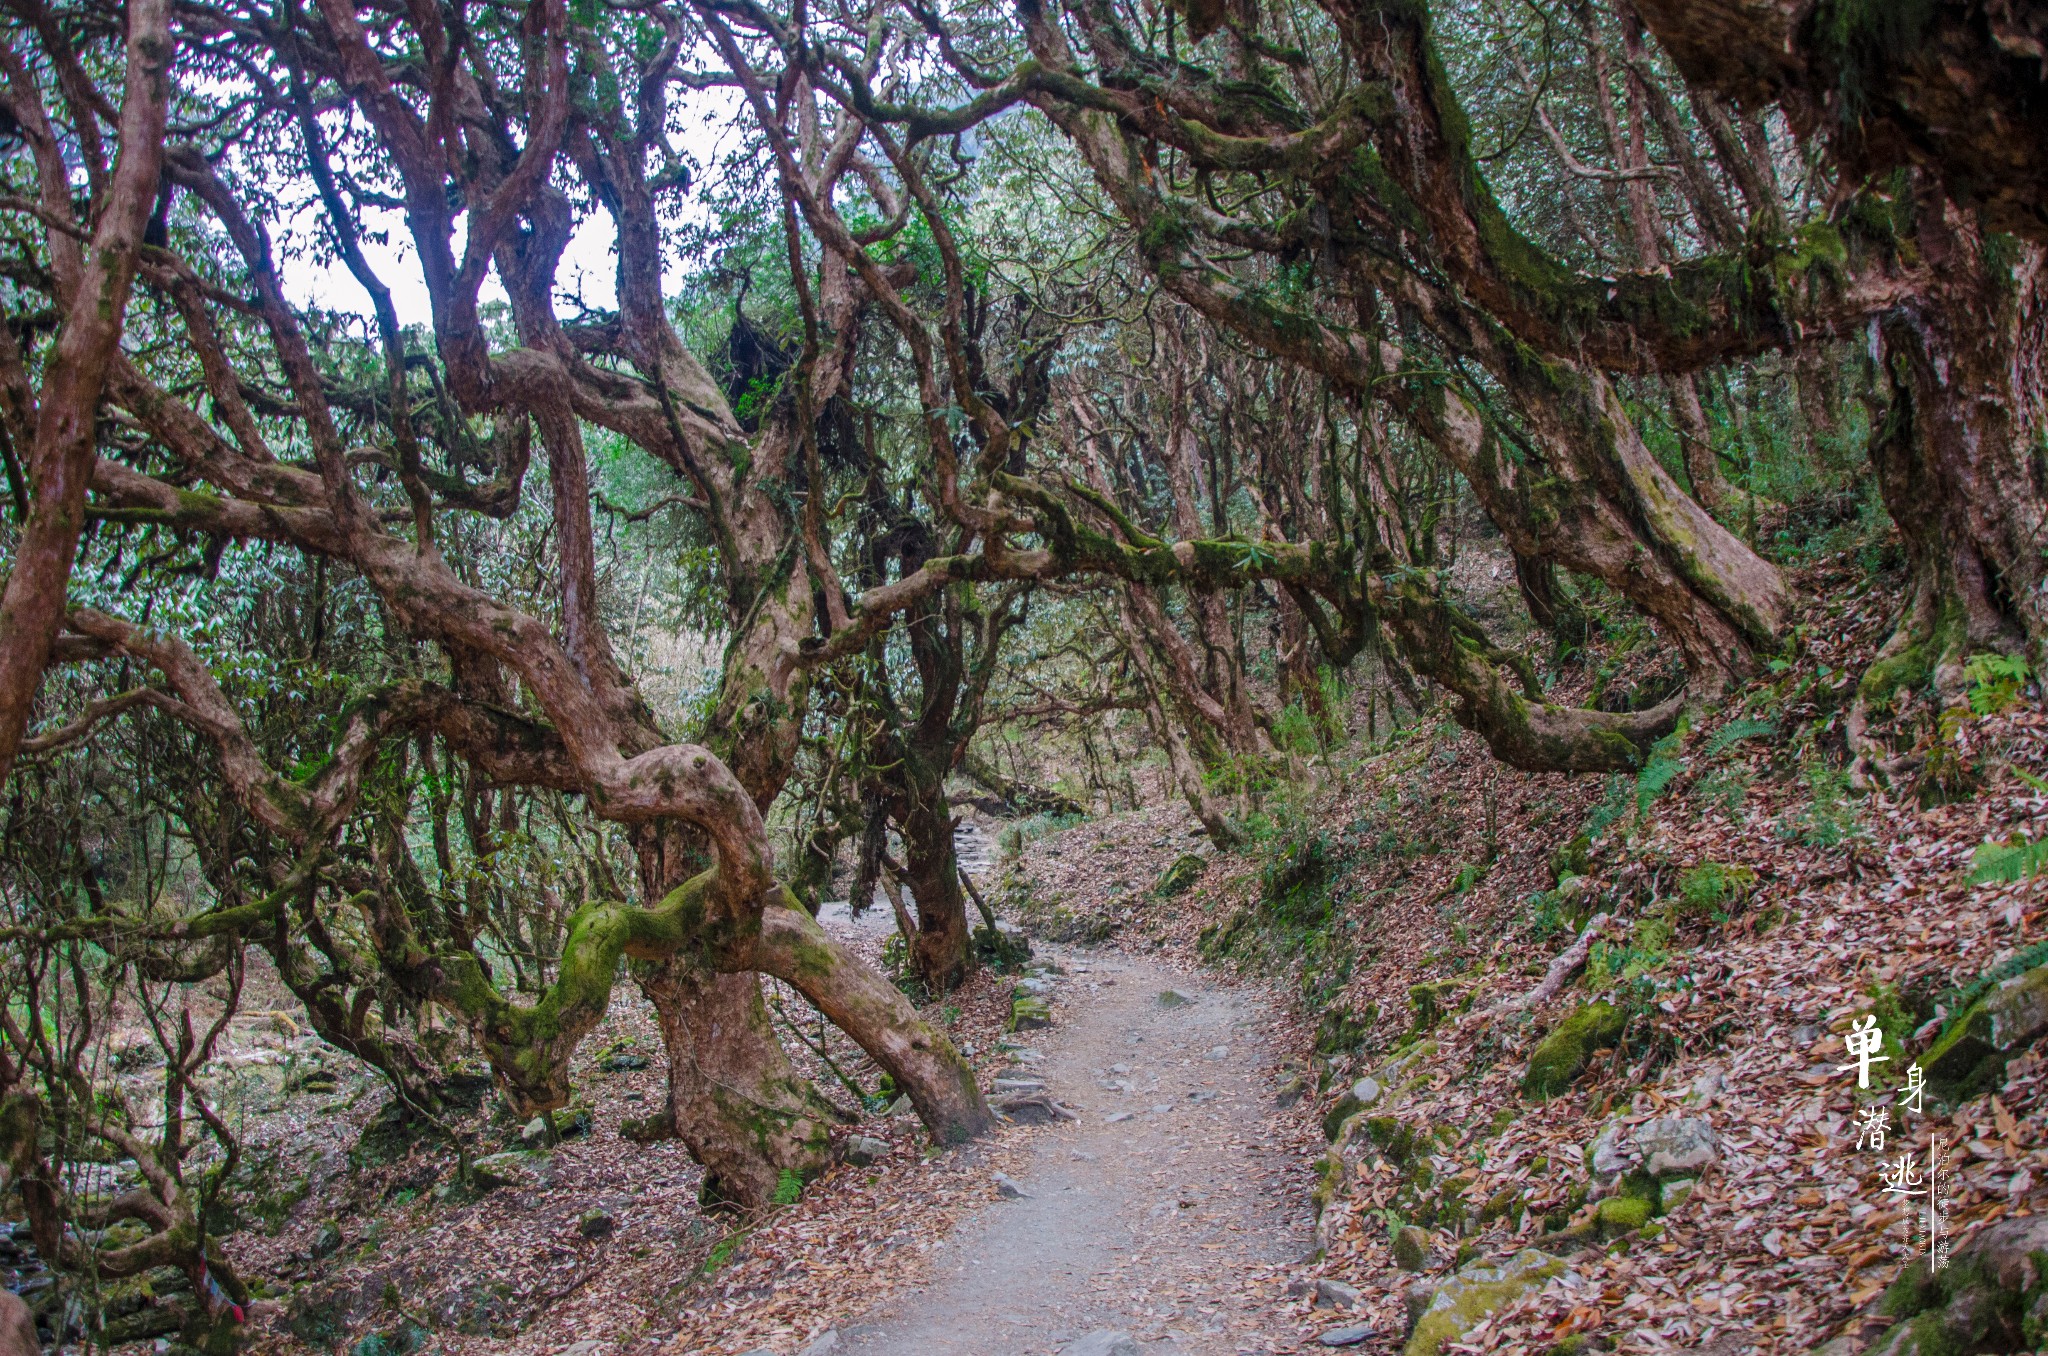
[1392,1223,1432,1271]
[1522,1002,1626,1100]
[1363,1115,1422,1167]
[1153,854,1208,898]
[1595,1195,1651,1236]
[1549,835,1591,883]
[1009,995,1051,1031]
[1922,962,2048,1103]
[1404,1250,1565,1356]
[1859,596,1969,709]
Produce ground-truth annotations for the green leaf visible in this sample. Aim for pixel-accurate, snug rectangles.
[1969,836,2048,886]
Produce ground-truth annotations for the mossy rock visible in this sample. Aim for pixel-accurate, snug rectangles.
[1522,1002,1627,1100]
[1361,1115,1424,1168]
[1320,1077,1386,1142]
[1009,995,1052,1031]
[1594,1195,1652,1238]
[1862,1213,2048,1354]
[1153,853,1208,898]
[1196,908,1251,959]
[1409,981,1461,1034]
[1921,963,2048,1104]
[469,1149,553,1192]
[1392,1223,1433,1272]
[1549,835,1591,884]
[1478,1185,1523,1225]
[1316,1004,1376,1057]
[1405,1249,1565,1356]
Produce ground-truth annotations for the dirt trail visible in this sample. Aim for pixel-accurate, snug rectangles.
[831,945,1314,1356]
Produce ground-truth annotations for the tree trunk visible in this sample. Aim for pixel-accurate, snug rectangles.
[1853,200,2048,773]
[742,901,992,1145]
[630,828,835,1211]
[892,764,971,994]
[636,959,839,1210]
[1670,375,1730,513]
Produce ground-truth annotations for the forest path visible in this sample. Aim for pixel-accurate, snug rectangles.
[831,945,1315,1356]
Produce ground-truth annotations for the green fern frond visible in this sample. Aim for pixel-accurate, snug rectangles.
[1702,718,1777,759]
[1968,836,2048,886]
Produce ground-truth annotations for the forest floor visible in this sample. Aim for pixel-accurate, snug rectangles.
[183,832,1338,1356]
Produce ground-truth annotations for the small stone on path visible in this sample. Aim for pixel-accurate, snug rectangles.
[1314,1278,1363,1309]
[1060,1333,1140,1356]
[842,1135,888,1167]
[994,1173,1031,1200]
[1317,1325,1377,1347]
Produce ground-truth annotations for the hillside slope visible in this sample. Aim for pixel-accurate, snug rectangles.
[1004,557,2048,1354]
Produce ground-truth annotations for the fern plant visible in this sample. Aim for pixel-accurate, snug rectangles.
[1969,835,2048,885]
[1964,653,2031,717]
[1701,717,1776,760]
[1633,732,1686,821]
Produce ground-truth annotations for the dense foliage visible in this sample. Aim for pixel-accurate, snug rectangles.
[0,0,2040,1346]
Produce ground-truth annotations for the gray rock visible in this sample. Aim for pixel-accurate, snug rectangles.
[471,1150,554,1192]
[800,1332,840,1356]
[309,1220,343,1258]
[991,1077,1047,1093]
[1409,1250,1564,1355]
[1273,1072,1308,1109]
[886,1095,914,1118]
[576,1208,615,1239]
[1392,1224,1432,1272]
[1015,977,1054,996]
[1317,1326,1376,1347]
[1157,989,1192,1008]
[1105,1111,1133,1123]
[1060,1333,1139,1356]
[556,1342,602,1356]
[1660,1177,1697,1210]
[1588,1122,1632,1177]
[521,1115,550,1148]
[1403,1281,1439,1337]
[1690,1070,1725,1105]
[1633,1115,1718,1177]
[1314,1278,1363,1309]
[1349,1075,1383,1110]
[1204,1045,1231,1061]
[841,1135,888,1167]
[993,1173,1030,1199]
